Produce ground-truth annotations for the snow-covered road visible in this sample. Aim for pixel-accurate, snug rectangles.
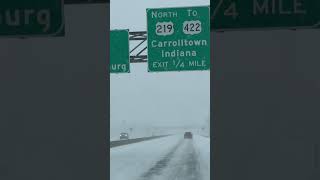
[110,134,210,180]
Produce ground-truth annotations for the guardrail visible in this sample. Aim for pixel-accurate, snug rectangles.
[110,135,171,148]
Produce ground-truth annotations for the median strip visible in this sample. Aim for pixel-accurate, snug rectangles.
[110,135,171,148]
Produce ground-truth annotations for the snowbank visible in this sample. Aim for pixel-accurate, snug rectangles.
[192,135,210,180]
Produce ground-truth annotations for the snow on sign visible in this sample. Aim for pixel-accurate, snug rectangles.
[110,30,130,73]
[147,6,210,72]
[0,0,64,37]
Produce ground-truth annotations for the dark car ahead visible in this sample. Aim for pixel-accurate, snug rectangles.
[184,132,192,139]
[119,133,129,140]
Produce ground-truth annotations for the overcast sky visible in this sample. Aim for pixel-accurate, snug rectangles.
[110,0,210,136]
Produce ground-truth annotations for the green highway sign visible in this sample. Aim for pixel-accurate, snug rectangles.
[147,6,210,72]
[0,0,64,37]
[211,0,320,31]
[110,30,130,73]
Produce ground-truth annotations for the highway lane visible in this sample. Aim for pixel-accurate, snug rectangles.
[110,134,210,180]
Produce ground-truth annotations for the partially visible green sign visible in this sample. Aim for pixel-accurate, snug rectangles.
[0,0,64,37]
[211,0,320,31]
[110,30,130,73]
[147,6,210,72]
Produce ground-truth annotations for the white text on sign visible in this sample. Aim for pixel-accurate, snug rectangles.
[0,9,51,32]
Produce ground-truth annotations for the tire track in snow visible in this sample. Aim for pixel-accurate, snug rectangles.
[163,139,201,180]
[139,139,202,180]
[139,139,183,180]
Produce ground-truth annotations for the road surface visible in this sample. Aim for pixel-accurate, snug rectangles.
[110,134,210,180]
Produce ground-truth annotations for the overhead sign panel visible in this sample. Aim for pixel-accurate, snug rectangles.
[147,6,210,72]
[110,30,130,73]
[211,0,320,31]
[0,0,64,37]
